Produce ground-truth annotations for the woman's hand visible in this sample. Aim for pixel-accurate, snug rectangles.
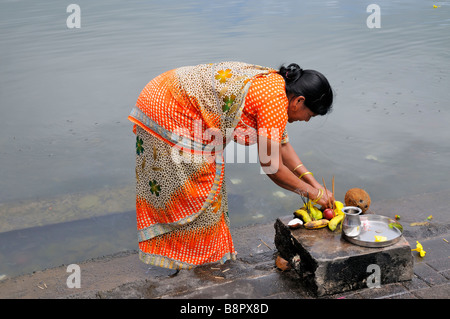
[315,188,334,209]
[259,138,336,209]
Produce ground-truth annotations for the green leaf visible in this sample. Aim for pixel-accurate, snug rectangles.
[389,222,403,232]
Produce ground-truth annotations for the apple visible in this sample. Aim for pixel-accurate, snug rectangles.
[323,208,335,220]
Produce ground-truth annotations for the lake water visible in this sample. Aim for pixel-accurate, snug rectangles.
[1,0,449,278]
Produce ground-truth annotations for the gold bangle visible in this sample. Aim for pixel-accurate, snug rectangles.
[313,188,323,203]
[292,163,304,173]
[299,171,313,180]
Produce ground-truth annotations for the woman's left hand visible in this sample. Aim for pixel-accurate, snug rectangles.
[316,188,334,209]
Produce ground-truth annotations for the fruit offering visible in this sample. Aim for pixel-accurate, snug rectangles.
[293,198,343,231]
[290,181,348,232]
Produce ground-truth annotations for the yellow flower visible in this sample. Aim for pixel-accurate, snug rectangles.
[334,201,344,210]
[215,69,233,83]
[411,241,426,257]
[334,200,344,215]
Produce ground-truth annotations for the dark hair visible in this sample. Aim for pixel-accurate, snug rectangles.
[279,63,333,115]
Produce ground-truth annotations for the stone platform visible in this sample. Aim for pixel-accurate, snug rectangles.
[274,215,414,296]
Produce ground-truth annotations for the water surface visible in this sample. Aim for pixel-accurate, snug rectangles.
[1,0,449,277]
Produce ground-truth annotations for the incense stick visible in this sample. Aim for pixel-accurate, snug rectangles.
[322,177,332,208]
[332,176,335,209]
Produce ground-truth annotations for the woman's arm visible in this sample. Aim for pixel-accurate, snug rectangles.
[280,141,334,205]
[280,142,323,189]
[258,137,333,208]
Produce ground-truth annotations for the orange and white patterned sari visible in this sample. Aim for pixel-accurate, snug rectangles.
[128,62,288,269]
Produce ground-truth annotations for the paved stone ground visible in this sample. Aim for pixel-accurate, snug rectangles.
[0,223,448,300]
[0,191,449,300]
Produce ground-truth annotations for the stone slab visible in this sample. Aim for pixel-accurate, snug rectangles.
[274,215,414,296]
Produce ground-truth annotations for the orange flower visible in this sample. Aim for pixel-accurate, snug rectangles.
[215,69,232,83]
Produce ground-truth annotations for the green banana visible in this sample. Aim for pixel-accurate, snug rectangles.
[310,206,323,220]
[328,214,345,231]
[303,200,323,220]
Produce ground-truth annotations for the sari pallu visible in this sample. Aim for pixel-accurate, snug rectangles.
[129,62,276,269]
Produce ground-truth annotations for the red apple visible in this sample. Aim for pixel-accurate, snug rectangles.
[323,208,335,220]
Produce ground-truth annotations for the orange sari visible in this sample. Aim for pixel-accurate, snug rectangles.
[128,62,288,269]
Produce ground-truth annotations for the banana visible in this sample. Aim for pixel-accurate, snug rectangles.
[304,219,329,229]
[310,206,323,220]
[293,208,312,223]
[328,214,345,231]
[303,201,323,220]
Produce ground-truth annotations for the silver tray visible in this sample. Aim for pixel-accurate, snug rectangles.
[341,214,403,248]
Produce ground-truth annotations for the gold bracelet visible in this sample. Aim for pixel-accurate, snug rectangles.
[292,163,304,173]
[313,188,323,203]
[299,171,313,180]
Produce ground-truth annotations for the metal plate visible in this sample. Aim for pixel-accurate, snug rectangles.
[341,214,403,248]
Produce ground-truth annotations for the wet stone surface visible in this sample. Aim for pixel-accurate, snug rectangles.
[274,216,414,296]
[1,190,449,300]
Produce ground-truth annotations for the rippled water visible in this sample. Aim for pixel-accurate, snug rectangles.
[1,0,449,277]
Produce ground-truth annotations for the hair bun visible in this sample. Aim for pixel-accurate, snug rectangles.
[280,63,303,82]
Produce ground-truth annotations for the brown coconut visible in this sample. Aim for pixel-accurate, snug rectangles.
[344,188,371,213]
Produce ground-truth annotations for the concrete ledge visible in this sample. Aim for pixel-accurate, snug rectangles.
[274,216,414,296]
